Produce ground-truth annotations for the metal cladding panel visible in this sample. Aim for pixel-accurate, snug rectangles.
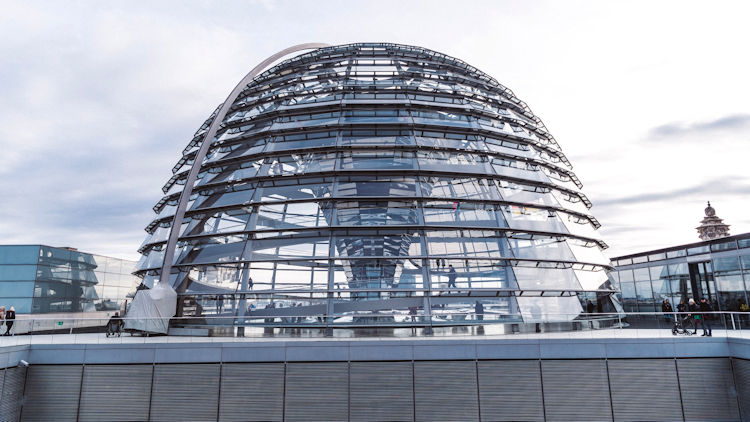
[477,360,544,422]
[540,360,613,422]
[219,363,284,422]
[607,359,682,422]
[21,365,82,422]
[413,360,479,422]
[150,363,220,422]
[732,358,750,422]
[350,361,414,422]
[0,367,25,422]
[284,362,349,422]
[677,358,740,422]
[78,364,153,422]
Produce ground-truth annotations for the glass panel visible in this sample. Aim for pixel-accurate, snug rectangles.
[185,210,251,236]
[618,269,634,283]
[633,267,650,282]
[256,178,333,202]
[266,133,336,152]
[249,235,329,260]
[501,205,568,233]
[337,177,417,197]
[428,259,514,290]
[261,152,336,176]
[635,281,656,311]
[517,296,583,322]
[687,245,709,255]
[711,240,737,252]
[648,253,667,262]
[632,255,648,264]
[0,281,35,297]
[507,235,574,261]
[423,201,505,227]
[417,151,492,173]
[38,246,72,266]
[0,245,40,265]
[431,297,519,324]
[191,186,255,211]
[177,237,247,265]
[714,256,741,274]
[620,281,637,312]
[574,269,609,291]
[334,233,421,258]
[255,202,332,230]
[513,267,580,291]
[665,249,686,258]
[336,201,418,226]
[426,230,508,258]
[421,177,500,200]
[340,130,415,147]
[649,265,668,281]
[0,265,38,281]
[340,150,416,170]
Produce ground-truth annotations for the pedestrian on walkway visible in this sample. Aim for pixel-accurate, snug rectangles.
[4,306,15,336]
[662,299,674,323]
[447,265,457,289]
[688,299,703,335]
[699,297,713,336]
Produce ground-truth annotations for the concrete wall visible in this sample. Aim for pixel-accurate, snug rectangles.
[1,336,749,421]
[1,358,745,422]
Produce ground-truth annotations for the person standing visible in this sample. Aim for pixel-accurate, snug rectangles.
[586,299,595,314]
[662,299,674,323]
[447,265,457,289]
[475,301,484,321]
[4,306,15,336]
[0,306,5,333]
[688,299,702,335]
[699,297,713,336]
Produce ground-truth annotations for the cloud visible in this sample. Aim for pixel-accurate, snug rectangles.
[647,114,750,140]
[594,177,750,208]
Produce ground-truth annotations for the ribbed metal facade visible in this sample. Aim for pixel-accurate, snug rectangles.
[135,42,618,329]
[8,359,748,422]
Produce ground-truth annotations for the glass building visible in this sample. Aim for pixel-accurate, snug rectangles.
[135,43,618,330]
[0,245,139,314]
[611,231,750,313]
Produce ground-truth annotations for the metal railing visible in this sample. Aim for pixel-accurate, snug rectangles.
[0,311,748,342]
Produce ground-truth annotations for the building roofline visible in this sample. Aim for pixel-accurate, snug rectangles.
[611,231,750,261]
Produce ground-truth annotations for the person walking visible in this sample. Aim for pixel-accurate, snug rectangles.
[475,301,484,321]
[4,306,15,336]
[699,297,713,336]
[662,299,674,323]
[0,306,5,334]
[447,265,457,289]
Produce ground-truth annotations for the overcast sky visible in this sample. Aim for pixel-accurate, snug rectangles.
[1,0,748,261]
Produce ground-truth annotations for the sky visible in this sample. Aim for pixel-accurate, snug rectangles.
[1,0,748,261]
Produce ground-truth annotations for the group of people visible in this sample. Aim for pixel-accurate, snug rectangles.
[662,297,714,336]
[0,306,16,336]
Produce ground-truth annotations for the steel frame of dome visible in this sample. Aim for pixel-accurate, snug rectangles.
[136,42,619,332]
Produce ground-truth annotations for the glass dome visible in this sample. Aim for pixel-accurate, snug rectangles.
[135,43,619,333]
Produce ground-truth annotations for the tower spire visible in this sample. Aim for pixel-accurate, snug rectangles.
[696,201,730,241]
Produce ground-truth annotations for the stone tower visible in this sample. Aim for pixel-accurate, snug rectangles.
[696,201,731,241]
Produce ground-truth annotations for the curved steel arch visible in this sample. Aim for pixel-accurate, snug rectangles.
[159,43,330,284]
